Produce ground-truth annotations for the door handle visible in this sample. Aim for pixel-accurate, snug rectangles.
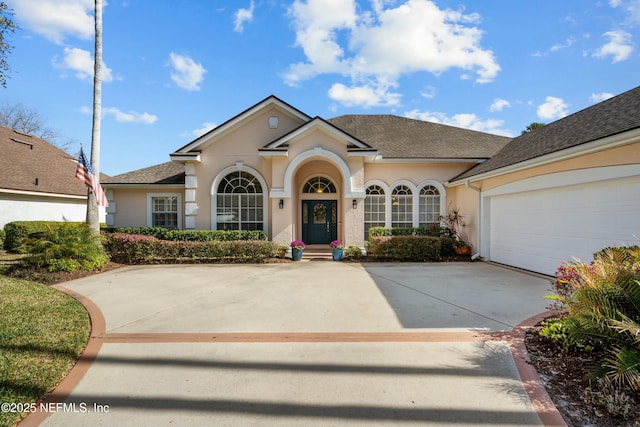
[327,221,330,232]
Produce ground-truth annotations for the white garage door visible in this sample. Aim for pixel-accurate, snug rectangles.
[488,174,640,276]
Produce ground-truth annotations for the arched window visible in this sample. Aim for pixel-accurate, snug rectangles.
[391,185,413,228]
[365,185,386,240]
[303,176,336,194]
[419,185,441,226]
[216,171,263,230]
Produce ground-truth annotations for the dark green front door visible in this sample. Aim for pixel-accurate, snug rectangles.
[302,200,337,244]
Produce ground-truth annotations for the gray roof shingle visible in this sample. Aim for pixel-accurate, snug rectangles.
[103,161,185,185]
[455,85,640,181]
[328,114,511,159]
[0,126,88,196]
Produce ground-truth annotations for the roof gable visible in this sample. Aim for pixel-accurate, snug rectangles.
[455,85,640,181]
[103,161,185,185]
[172,95,311,156]
[0,126,89,197]
[261,116,375,151]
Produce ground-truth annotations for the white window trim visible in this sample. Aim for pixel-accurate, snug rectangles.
[211,165,269,233]
[417,180,446,226]
[389,180,417,228]
[147,193,183,229]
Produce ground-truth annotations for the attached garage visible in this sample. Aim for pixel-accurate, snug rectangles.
[482,165,640,275]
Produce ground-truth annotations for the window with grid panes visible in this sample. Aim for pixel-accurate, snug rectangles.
[151,196,179,228]
[418,185,441,226]
[391,185,413,228]
[216,171,264,230]
[364,185,386,240]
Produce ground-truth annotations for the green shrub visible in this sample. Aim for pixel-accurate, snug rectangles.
[0,229,4,248]
[345,244,363,260]
[549,245,640,394]
[103,227,267,241]
[4,221,87,252]
[440,236,456,256]
[21,223,109,272]
[369,235,441,261]
[104,233,276,264]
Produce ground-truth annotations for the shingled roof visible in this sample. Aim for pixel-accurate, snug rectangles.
[0,126,88,197]
[454,85,640,181]
[103,161,185,185]
[328,115,511,159]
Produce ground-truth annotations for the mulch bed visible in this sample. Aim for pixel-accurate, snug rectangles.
[525,321,640,427]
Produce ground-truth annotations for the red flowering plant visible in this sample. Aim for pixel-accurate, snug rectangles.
[290,240,305,250]
[329,240,344,249]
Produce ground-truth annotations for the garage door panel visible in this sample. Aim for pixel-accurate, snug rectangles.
[489,176,640,275]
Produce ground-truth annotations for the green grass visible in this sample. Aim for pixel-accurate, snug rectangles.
[0,275,90,427]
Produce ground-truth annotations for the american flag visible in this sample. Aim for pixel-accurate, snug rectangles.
[75,147,109,207]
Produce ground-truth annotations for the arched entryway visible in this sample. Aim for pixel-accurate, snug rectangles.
[301,176,338,244]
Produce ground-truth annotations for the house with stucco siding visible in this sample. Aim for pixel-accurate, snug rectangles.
[0,126,106,228]
[103,86,640,275]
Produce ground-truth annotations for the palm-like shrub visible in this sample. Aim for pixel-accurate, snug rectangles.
[21,223,109,272]
[552,246,640,392]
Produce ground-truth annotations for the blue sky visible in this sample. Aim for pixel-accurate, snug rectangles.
[4,0,640,175]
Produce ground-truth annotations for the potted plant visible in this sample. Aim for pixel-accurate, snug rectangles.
[439,207,471,255]
[329,240,344,261]
[276,244,288,259]
[290,240,305,261]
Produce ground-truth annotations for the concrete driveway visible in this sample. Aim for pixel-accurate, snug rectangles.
[22,262,566,427]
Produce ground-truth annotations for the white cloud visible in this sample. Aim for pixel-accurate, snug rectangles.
[489,98,510,112]
[169,53,207,91]
[420,86,436,99]
[328,82,401,107]
[610,0,640,24]
[593,30,634,63]
[285,0,499,108]
[537,96,569,121]
[590,92,615,102]
[404,109,513,137]
[234,1,255,33]
[55,47,113,82]
[550,36,576,52]
[13,0,95,44]
[191,122,216,137]
[102,107,158,124]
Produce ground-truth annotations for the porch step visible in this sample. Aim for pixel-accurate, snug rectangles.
[302,245,334,261]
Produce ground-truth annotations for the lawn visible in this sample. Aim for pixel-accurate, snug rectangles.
[0,275,90,427]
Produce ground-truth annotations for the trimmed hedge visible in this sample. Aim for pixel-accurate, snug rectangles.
[3,221,85,252]
[0,229,4,249]
[104,233,276,264]
[103,227,267,241]
[369,236,442,261]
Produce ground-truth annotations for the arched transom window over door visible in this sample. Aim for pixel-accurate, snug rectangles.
[216,171,264,230]
[391,185,413,228]
[419,185,441,226]
[303,176,337,194]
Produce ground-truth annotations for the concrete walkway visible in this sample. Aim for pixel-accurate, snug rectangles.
[21,262,567,426]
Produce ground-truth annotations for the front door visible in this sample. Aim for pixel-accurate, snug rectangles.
[302,200,337,244]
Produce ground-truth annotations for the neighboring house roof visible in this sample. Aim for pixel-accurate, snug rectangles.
[103,161,185,185]
[453,85,640,182]
[0,126,88,197]
[328,115,511,159]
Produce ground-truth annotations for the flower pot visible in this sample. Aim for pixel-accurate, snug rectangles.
[454,245,470,255]
[332,248,343,261]
[291,248,303,261]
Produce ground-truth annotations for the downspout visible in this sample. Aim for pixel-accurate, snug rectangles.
[465,180,482,260]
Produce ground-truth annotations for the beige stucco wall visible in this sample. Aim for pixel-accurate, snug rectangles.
[363,162,473,188]
[107,187,185,228]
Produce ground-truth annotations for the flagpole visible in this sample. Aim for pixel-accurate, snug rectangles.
[87,0,103,232]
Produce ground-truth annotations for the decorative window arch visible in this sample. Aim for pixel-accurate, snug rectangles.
[391,184,413,228]
[215,170,265,231]
[418,184,441,226]
[303,176,337,194]
[365,185,386,240]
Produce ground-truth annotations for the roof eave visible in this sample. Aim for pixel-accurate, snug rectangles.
[447,127,640,187]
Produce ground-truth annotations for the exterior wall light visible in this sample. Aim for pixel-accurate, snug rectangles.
[279,199,284,209]
[352,199,357,209]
